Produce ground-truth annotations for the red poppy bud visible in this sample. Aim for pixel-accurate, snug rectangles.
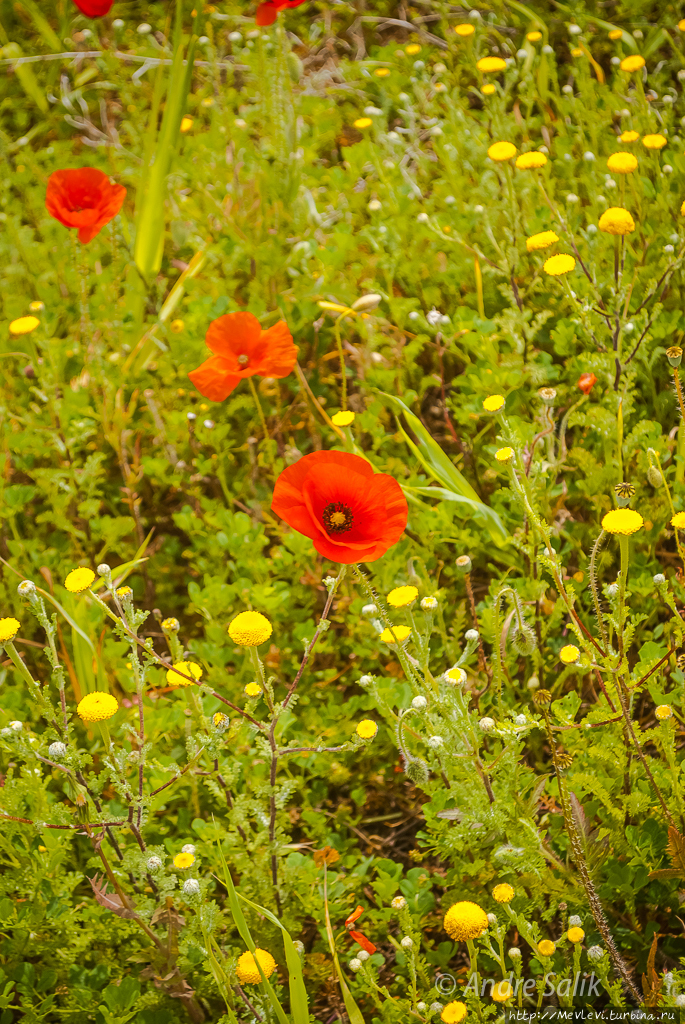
[578,372,597,395]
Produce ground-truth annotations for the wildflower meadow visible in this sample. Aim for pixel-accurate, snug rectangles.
[4,0,685,1021]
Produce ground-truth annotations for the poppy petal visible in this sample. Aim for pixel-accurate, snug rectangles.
[45,168,125,243]
[188,357,242,401]
[204,311,262,360]
[348,930,377,955]
[73,0,114,13]
[255,2,279,24]
[345,906,365,927]
[252,320,298,379]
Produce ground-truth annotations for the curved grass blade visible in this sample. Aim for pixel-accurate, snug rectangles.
[237,893,309,1024]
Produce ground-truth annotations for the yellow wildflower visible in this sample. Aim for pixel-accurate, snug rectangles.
[492,981,514,1003]
[488,141,517,162]
[29,301,44,312]
[607,152,638,173]
[672,512,685,528]
[405,44,421,54]
[170,319,184,333]
[354,117,373,129]
[9,316,40,336]
[236,949,276,985]
[444,901,489,941]
[516,151,547,169]
[602,509,643,535]
[495,447,514,463]
[166,662,203,687]
[77,692,119,723]
[374,68,390,77]
[609,29,623,40]
[680,19,685,31]
[483,394,505,413]
[0,618,21,643]
[543,253,575,276]
[492,883,515,903]
[619,130,639,143]
[356,720,378,740]
[332,410,355,426]
[598,207,635,235]
[538,939,556,957]
[245,682,262,697]
[477,56,507,72]
[387,586,418,608]
[571,48,582,57]
[380,625,412,644]
[441,1002,468,1024]
[656,705,673,720]
[526,230,559,252]
[454,24,475,37]
[64,567,96,594]
[173,852,195,869]
[482,84,496,95]
[642,134,667,150]
[228,611,272,647]
[560,645,580,665]
[180,116,194,133]
[620,55,645,72]
[527,31,542,41]
[567,927,585,943]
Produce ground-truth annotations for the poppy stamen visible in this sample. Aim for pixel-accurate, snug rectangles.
[323,502,354,534]
[238,354,249,366]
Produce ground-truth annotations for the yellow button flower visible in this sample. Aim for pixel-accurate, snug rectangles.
[9,316,40,336]
[380,624,412,644]
[543,253,575,276]
[228,611,272,647]
[236,949,276,985]
[374,68,390,77]
[166,661,203,687]
[680,19,685,31]
[560,644,580,665]
[516,152,547,169]
[245,682,262,697]
[527,31,542,41]
[482,84,496,95]
[488,141,517,162]
[601,509,643,535]
[180,116,194,133]
[607,152,638,174]
[64,567,96,594]
[619,130,639,143]
[170,319,184,333]
[538,939,556,957]
[598,207,635,235]
[173,851,196,869]
[356,719,378,740]
[609,28,623,40]
[680,201,685,218]
[454,24,475,37]
[642,133,667,150]
[213,711,229,728]
[492,981,514,1003]
[444,901,489,941]
[0,617,21,643]
[571,48,583,57]
[29,301,44,312]
[492,883,515,903]
[620,55,645,72]
[495,447,514,463]
[483,394,505,413]
[656,705,673,720]
[332,410,355,426]
[405,44,421,54]
[354,117,373,129]
[526,230,559,252]
[477,56,507,72]
[387,586,418,608]
[441,1002,468,1024]
[77,691,119,723]
[567,927,585,943]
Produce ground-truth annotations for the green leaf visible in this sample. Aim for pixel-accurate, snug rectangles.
[237,893,309,1024]
[375,391,508,546]
[322,867,366,1024]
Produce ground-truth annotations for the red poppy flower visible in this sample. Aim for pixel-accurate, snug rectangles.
[188,312,297,402]
[72,0,114,15]
[256,0,306,25]
[578,372,597,395]
[345,906,377,956]
[271,451,408,564]
[45,168,126,243]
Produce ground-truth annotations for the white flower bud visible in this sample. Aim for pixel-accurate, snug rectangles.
[653,573,666,585]
[421,596,438,610]
[417,1003,427,1012]
[568,23,582,34]
[357,950,370,962]
[362,604,378,617]
[48,741,67,759]
[417,212,429,223]
[487,913,497,926]
[229,31,242,42]
[568,915,582,926]
[428,735,444,749]
[18,579,37,597]
[429,1003,443,1016]
[542,45,553,54]
[183,879,200,896]
[566,193,579,203]
[676,995,685,1007]
[368,200,382,212]
[509,947,521,958]
[465,629,479,641]
[147,855,163,872]
[9,721,22,731]
[583,151,595,161]
[514,714,527,726]
[516,48,527,59]
[349,957,362,972]
[587,224,597,234]
[352,293,382,312]
[479,717,496,732]
[587,946,604,962]
[137,22,152,33]
[401,936,414,949]
[112,18,124,28]
[182,844,196,854]
[391,895,408,910]
[562,85,573,95]
[359,674,374,685]
[664,244,675,253]
[411,696,428,711]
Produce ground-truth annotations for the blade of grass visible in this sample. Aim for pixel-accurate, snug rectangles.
[323,863,366,1024]
[237,893,309,1024]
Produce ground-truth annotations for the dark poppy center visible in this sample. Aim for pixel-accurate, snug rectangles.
[322,502,354,534]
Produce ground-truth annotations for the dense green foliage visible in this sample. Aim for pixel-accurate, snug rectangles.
[3,0,685,1022]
